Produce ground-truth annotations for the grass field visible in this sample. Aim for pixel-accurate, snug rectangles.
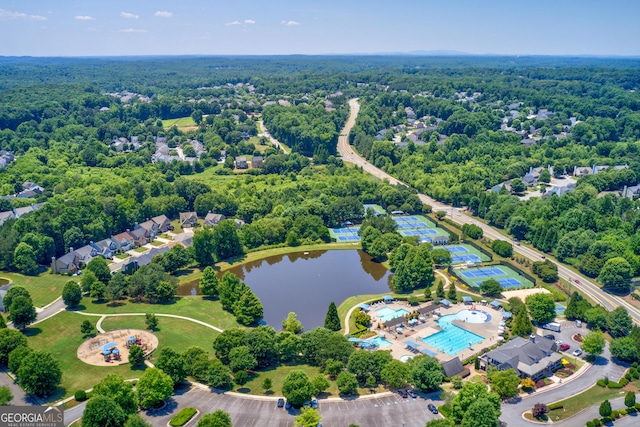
[79,295,241,331]
[115,253,130,260]
[547,380,640,422]
[100,316,219,357]
[0,271,70,307]
[25,311,141,401]
[150,240,165,247]
[162,117,196,128]
[133,247,148,253]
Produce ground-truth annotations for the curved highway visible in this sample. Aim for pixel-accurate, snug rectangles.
[338,98,640,324]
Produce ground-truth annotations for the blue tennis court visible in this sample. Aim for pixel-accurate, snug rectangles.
[392,216,419,222]
[452,254,482,263]
[445,245,468,253]
[401,229,437,236]
[497,278,523,288]
[337,235,361,241]
[461,267,506,278]
[332,227,360,234]
[396,222,428,229]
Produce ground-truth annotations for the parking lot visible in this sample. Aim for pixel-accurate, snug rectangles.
[143,387,443,427]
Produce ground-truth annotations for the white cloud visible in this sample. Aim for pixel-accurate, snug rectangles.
[121,12,139,20]
[119,28,148,33]
[75,16,95,21]
[244,19,255,24]
[282,20,300,26]
[225,20,242,26]
[154,11,173,18]
[0,8,47,21]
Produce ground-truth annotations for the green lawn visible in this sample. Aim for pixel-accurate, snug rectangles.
[24,311,141,401]
[0,271,70,307]
[133,247,148,253]
[170,219,184,234]
[162,117,196,128]
[115,253,130,260]
[150,240,165,247]
[79,295,241,331]
[235,363,385,398]
[547,380,640,421]
[158,234,173,240]
[100,316,219,357]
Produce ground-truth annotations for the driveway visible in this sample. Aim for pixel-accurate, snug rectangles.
[142,386,443,427]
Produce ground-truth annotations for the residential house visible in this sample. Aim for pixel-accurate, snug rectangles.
[235,156,248,169]
[137,220,159,238]
[203,213,226,227]
[234,218,245,228]
[573,166,592,177]
[118,246,170,275]
[251,156,263,168]
[151,215,171,232]
[13,205,34,218]
[91,239,117,259]
[74,244,100,266]
[490,182,512,193]
[520,137,537,147]
[622,184,640,199]
[111,232,135,252]
[179,212,198,228]
[479,335,562,381]
[128,228,148,246]
[51,250,80,274]
[440,357,467,378]
[405,107,417,120]
[173,233,193,247]
[0,150,14,169]
[111,138,126,152]
[0,211,15,226]
[522,173,538,187]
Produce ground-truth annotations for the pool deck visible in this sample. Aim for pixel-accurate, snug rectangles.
[365,300,503,363]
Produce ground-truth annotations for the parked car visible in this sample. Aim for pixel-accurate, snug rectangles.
[285,401,291,410]
[544,334,555,340]
[428,403,439,414]
[400,390,408,398]
[559,343,570,352]
[408,390,418,398]
[572,349,583,357]
[277,398,284,408]
[311,399,319,409]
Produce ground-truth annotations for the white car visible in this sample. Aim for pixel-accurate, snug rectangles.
[572,349,583,357]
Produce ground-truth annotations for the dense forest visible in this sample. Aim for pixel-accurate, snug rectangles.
[2,55,640,288]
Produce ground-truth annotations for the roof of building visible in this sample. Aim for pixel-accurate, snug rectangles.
[152,215,170,225]
[484,335,561,377]
[441,357,465,377]
[112,232,133,243]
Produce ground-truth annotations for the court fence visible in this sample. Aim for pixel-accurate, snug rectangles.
[498,260,538,287]
[432,219,460,244]
[449,261,535,291]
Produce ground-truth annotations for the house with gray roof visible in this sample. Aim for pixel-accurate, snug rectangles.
[74,245,99,266]
[479,335,562,380]
[0,211,15,226]
[51,250,80,274]
[204,213,226,227]
[137,220,159,238]
[13,205,34,218]
[91,239,117,259]
[179,212,198,228]
[128,228,148,246]
[151,215,171,232]
[441,357,467,378]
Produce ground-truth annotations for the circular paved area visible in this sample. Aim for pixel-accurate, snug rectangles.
[77,329,158,366]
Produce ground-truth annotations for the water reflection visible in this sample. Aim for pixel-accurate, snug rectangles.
[177,250,392,330]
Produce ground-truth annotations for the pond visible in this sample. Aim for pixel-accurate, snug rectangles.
[178,250,392,330]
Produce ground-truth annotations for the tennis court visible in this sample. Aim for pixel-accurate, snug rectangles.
[459,264,534,290]
[461,267,506,278]
[396,222,428,229]
[452,254,482,263]
[401,229,437,236]
[392,215,420,222]
[363,204,385,214]
[332,227,360,234]
[444,245,468,253]
[337,235,361,242]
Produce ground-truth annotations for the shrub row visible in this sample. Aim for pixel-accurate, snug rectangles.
[170,407,197,427]
[548,402,563,410]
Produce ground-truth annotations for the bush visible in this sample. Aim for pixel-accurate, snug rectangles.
[535,379,546,388]
[593,419,602,426]
[632,362,638,369]
[597,379,607,387]
[609,380,625,388]
[625,373,632,381]
[586,422,595,427]
[611,410,619,418]
[548,403,564,410]
[170,408,197,427]
[619,378,629,386]
[634,371,640,379]
[628,407,637,414]
[636,402,640,410]
[74,390,87,401]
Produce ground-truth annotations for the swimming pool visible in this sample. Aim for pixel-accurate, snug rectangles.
[367,336,392,347]
[376,307,410,322]
[421,314,485,356]
[455,309,491,323]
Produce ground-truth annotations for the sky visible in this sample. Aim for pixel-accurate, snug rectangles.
[0,0,639,57]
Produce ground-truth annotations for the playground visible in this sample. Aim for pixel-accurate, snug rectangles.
[77,329,158,367]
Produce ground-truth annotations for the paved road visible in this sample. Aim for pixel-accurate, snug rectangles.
[337,98,640,325]
[499,321,628,426]
[259,120,289,154]
[142,385,443,427]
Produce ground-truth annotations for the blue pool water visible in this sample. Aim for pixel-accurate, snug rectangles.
[367,336,392,347]
[376,307,409,322]
[422,314,485,356]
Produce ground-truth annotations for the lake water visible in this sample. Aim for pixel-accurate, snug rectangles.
[178,250,392,330]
